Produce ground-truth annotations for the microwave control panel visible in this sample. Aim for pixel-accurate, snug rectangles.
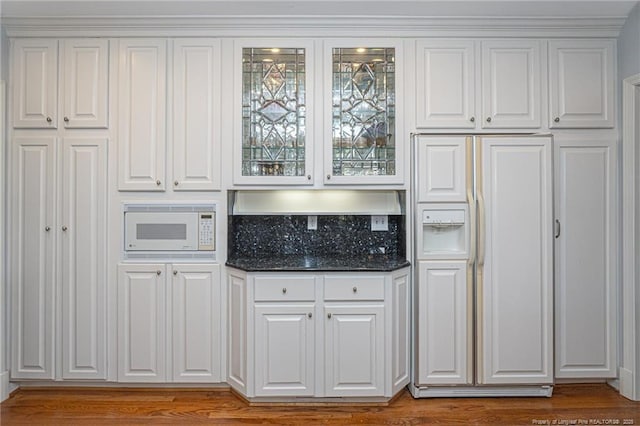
[198,212,215,251]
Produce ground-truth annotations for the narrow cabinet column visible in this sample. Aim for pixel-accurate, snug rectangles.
[61,138,107,380]
[172,39,221,191]
[11,137,56,379]
[118,39,167,191]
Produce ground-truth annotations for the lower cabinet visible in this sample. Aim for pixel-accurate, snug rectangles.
[228,268,410,399]
[118,263,222,383]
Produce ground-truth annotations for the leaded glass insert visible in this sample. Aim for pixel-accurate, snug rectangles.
[332,48,395,176]
[242,48,306,176]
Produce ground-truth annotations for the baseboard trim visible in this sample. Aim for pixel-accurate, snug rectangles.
[0,371,12,402]
[619,367,636,400]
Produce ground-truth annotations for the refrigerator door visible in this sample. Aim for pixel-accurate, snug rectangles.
[475,136,554,385]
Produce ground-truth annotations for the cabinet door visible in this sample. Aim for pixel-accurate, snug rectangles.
[61,39,109,129]
[416,261,471,386]
[554,139,617,378]
[549,40,615,128]
[228,271,248,394]
[481,40,541,129]
[11,39,58,128]
[477,136,553,385]
[118,39,167,191]
[172,39,221,191]
[324,304,384,396]
[391,270,410,395]
[61,138,107,380]
[416,135,468,202]
[416,40,475,129]
[118,264,167,382]
[171,264,222,383]
[11,137,56,379]
[254,304,315,396]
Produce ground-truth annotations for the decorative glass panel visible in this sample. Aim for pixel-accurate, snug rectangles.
[242,48,306,176]
[332,47,395,177]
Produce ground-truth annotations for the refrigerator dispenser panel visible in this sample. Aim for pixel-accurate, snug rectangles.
[418,204,469,260]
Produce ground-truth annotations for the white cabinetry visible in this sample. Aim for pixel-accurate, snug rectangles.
[554,138,617,378]
[118,39,221,191]
[416,136,467,202]
[118,263,222,383]
[228,268,410,399]
[11,137,107,380]
[416,40,541,129]
[548,40,615,128]
[11,38,108,129]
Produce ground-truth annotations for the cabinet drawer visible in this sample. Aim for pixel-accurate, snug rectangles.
[324,276,385,301]
[254,276,316,301]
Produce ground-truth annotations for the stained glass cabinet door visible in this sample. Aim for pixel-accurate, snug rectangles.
[324,41,403,185]
[233,40,314,185]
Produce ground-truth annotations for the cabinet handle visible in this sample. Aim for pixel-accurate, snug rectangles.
[63,117,69,123]
[156,180,161,186]
[307,175,311,180]
[156,270,162,276]
[173,270,178,276]
[327,313,332,319]
[174,181,179,186]
[46,116,52,123]
[308,313,312,318]
[486,117,492,123]
[554,117,560,123]
[45,226,51,232]
[555,219,561,239]
[326,174,331,180]
[470,117,475,123]
[282,288,287,294]
[352,286,358,293]
[61,226,68,231]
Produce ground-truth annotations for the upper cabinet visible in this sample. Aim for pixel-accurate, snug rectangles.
[12,38,109,129]
[416,39,541,129]
[118,38,221,191]
[233,39,402,186]
[548,40,615,129]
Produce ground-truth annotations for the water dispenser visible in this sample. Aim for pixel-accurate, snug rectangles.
[417,204,469,260]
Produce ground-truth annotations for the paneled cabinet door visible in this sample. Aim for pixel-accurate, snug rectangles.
[477,136,553,385]
[61,39,109,129]
[549,40,615,128]
[481,40,541,128]
[172,39,221,191]
[416,135,467,202]
[171,264,222,382]
[554,139,617,378]
[11,39,58,128]
[254,304,315,396]
[416,40,475,128]
[118,264,167,382]
[324,304,385,396]
[118,39,167,191]
[416,261,471,386]
[61,138,107,380]
[11,137,56,379]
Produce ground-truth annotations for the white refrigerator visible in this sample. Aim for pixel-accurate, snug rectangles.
[411,134,554,397]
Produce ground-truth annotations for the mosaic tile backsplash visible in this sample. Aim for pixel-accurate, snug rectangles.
[228,215,405,259]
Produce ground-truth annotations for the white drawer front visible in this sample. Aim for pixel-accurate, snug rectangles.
[324,276,385,301]
[254,276,316,301]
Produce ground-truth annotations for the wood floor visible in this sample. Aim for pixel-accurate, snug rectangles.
[1,384,638,425]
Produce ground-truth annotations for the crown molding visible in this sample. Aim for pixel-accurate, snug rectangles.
[1,16,626,38]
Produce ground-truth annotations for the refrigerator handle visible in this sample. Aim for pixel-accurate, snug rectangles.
[477,190,486,267]
[466,138,476,267]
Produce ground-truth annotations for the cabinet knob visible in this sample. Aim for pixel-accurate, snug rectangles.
[282,288,287,294]
[554,117,560,123]
[486,117,492,123]
[63,117,69,123]
[470,117,475,123]
[46,116,52,123]
[156,180,161,186]
[352,286,358,293]
[308,313,312,318]
[327,313,332,319]
[307,175,311,180]
[156,270,162,276]
[173,270,178,275]
[61,226,68,231]
[174,181,179,186]
[326,174,331,180]
[45,226,51,232]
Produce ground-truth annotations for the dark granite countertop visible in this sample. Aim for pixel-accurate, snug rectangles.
[226,255,410,272]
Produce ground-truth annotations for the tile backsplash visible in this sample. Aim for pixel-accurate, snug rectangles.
[228,215,405,259]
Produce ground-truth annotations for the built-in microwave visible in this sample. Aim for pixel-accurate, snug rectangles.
[123,203,215,260]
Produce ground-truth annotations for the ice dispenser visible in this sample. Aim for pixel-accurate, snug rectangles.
[417,204,468,260]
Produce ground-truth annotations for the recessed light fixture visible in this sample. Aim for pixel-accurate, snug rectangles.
[271,48,281,53]
[356,48,366,53]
